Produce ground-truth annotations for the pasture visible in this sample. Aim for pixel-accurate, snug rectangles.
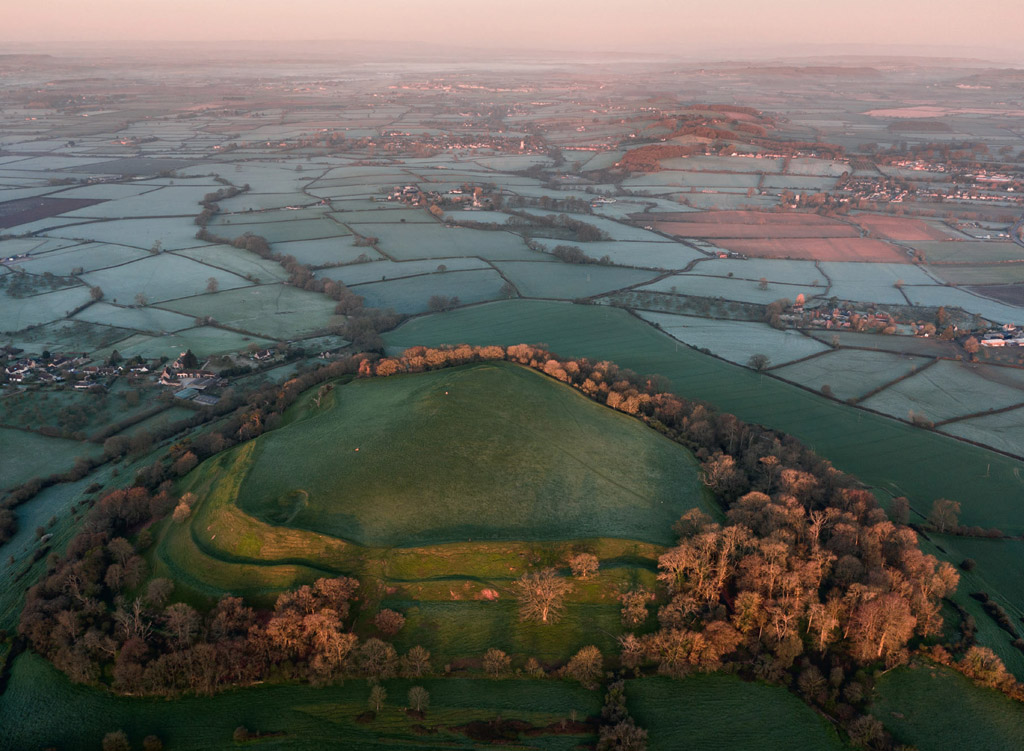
[350,268,508,313]
[0,653,601,751]
[871,664,1024,751]
[354,222,539,261]
[628,676,846,751]
[495,261,658,299]
[160,284,341,340]
[0,286,93,332]
[78,254,251,304]
[858,359,1024,423]
[638,311,830,366]
[773,349,930,401]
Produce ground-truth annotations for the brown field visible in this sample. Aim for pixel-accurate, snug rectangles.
[715,237,910,263]
[649,211,862,240]
[966,284,1024,306]
[0,197,104,229]
[852,215,953,242]
[653,222,859,239]
[643,211,841,226]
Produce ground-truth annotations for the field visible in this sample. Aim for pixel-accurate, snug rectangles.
[638,311,830,366]
[715,237,909,263]
[354,222,540,261]
[628,676,847,751]
[494,261,657,299]
[0,653,602,751]
[940,408,1024,458]
[78,253,252,305]
[0,286,94,332]
[851,214,952,242]
[0,427,101,490]
[859,360,1024,424]
[349,268,508,313]
[772,349,930,401]
[232,362,709,547]
[160,283,341,340]
[871,664,1024,751]
[916,241,1024,264]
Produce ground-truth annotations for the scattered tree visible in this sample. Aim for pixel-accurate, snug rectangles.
[513,569,572,624]
[568,552,599,579]
[408,685,430,713]
[482,648,511,675]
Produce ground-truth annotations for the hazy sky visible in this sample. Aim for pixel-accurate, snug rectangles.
[4,0,1021,57]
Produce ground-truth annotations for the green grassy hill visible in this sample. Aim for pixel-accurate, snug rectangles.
[237,361,708,547]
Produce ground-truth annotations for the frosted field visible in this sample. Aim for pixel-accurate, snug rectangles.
[0,237,80,257]
[786,158,851,177]
[820,262,939,305]
[860,360,1024,423]
[12,243,149,275]
[761,175,838,191]
[161,283,340,340]
[941,408,1024,458]
[188,162,313,194]
[637,311,830,366]
[689,258,828,286]
[658,155,786,173]
[531,238,703,270]
[806,330,959,358]
[45,217,213,251]
[351,268,507,313]
[494,261,657,300]
[772,349,930,401]
[216,192,317,212]
[683,193,778,210]
[208,216,350,243]
[317,257,491,286]
[57,185,213,218]
[271,238,383,267]
[902,286,1023,324]
[78,254,251,304]
[516,209,672,243]
[50,183,160,201]
[351,222,538,261]
[0,286,93,332]
[3,319,131,354]
[73,302,197,333]
[215,207,329,224]
[175,247,291,283]
[90,326,275,360]
[331,208,434,224]
[647,172,762,189]
[639,274,817,305]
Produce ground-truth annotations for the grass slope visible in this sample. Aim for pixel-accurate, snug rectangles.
[871,663,1024,751]
[237,361,709,547]
[628,675,848,751]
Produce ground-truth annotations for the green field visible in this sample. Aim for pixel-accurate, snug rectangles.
[233,361,708,547]
[628,676,847,751]
[0,652,601,751]
[871,663,1024,751]
[383,301,1024,534]
[0,427,100,490]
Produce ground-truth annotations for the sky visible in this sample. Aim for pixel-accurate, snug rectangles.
[3,0,1021,60]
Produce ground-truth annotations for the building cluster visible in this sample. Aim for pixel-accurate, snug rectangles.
[979,323,1024,347]
[2,346,148,389]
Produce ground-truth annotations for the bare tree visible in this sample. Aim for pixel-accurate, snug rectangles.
[513,569,572,624]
